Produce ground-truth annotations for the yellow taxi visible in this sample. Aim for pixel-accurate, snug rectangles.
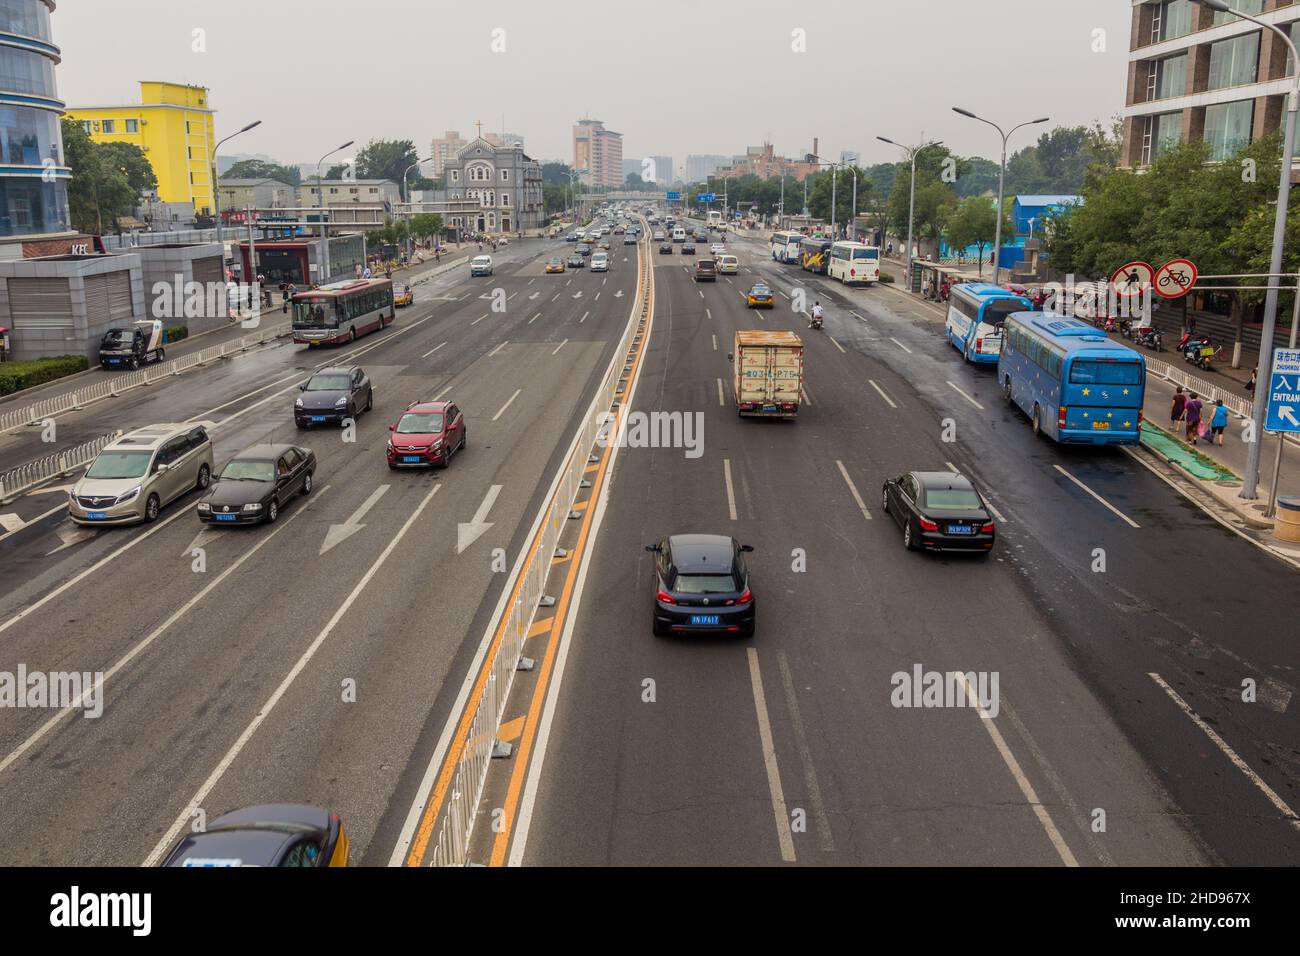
[394,285,414,307]
[545,256,566,274]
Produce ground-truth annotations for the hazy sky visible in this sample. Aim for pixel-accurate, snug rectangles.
[56,0,1132,170]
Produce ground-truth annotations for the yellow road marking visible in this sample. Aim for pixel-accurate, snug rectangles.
[497,716,525,744]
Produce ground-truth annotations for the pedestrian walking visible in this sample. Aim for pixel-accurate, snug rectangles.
[1210,399,1229,446]
[1185,390,1204,444]
[1245,368,1257,396]
[921,276,930,299]
[1171,385,1187,430]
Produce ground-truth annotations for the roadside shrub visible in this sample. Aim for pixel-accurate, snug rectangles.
[164,325,188,343]
[879,271,896,284]
[0,355,89,396]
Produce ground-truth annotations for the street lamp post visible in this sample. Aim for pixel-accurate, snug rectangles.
[315,140,354,285]
[402,156,432,261]
[1193,0,1299,500]
[211,120,262,268]
[877,136,943,287]
[952,108,1050,285]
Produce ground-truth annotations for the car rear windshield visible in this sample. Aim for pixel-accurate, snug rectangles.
[85,451,151,479]
[397,412,444,434]
[307,373,350,390]
[699,260,716,268]
[1068,360,1143,385]
[221,459,275,482]
[924,488,983,510]
[673,573,738,594]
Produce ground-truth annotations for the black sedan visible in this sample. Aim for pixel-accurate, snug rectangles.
[197,444,315,525]
[681,241,696,255]
[881,471,996,554]
[159,804,349,867]
[646,534,755,636]
[294,365,373,427]
[567,252,586,268]
[658,241,673,254]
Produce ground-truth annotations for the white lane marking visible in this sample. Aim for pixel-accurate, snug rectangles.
[602,277,607,286]
[492,388,522,421]
[717,378,725,406]
[800,387,811,406]
[1149,672,1300,830]
[551,293,560,302]
[890,337,913,354]
[776,649,835,852]
[471,313,488,326]
[955,672,1079,866]
[712,334,717,351]
[552,339,568,355]
[1052,465,1140,529]
[144,483,441,866]
[432,383,454,401]
[850,310,866,323]
[595,291,601,302]
[723,458,738,520]
[868,379,897,409]
[778,289,789,299]
[0,503,63,543]
[835,459,871,521]
[747,648,797,863]
[565,278,572,286]
[828,336,846,354]
[528,312,541,325]
[488,341,508,357]
[527,277,536,284]
[579,311,590,323]
[698,290,704,299]
[946,380,985,410]
[507,291,518,301]
[706,308,712,319]
[0,486,330,778]
[421,341,448,358]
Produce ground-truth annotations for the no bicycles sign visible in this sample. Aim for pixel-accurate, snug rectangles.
[1154,258,1198,299]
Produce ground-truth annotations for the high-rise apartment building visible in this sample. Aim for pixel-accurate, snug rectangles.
[685,154,729,182]
[430,130,468,178]
[573,118,623,187]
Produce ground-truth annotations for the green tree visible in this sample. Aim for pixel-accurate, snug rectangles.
[945,196,1012,275]
[952,156,1000,198]
[409,213,444,241]
[542,161,572,185]
[99,141,157,194]
[221,158,300,185]
[808,167,871,232]
[353,139,433,193]
[61,118,135,234]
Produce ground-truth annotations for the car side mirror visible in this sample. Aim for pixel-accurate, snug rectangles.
[740,544,754,553]
[726,353,733,362]
[388,423,396,432]
[644,544,661,553]
[156,463,170,473]
[299,382,308,391]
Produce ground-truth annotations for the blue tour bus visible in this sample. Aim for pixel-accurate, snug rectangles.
[945,283,1032,364]
[999,312,1146,446]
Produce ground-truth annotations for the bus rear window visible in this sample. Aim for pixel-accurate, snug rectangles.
[1069,360,1143,385]
[853,248,879,260]
[980,300,1025,325]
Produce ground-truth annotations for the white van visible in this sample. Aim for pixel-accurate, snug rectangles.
[672,227,686,243]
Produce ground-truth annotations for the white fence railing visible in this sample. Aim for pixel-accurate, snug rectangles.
[0,321,291,436]
[1144,356,1253,420]
[423,239,651,867]
[0,430,122,504]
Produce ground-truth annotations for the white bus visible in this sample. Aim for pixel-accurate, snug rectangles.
[707,210,724,231]
[770,230,804,264]
[828,242,881,286]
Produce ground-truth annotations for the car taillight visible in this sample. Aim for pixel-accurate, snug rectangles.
[780,402,796,411]
[1058,405,1067,428]
[919,517,939,532]
[656,589,676,605]
[735,589,752,605]
[1137,409,1144,425]
[981,522,996,533]
[975,337,983,351]
[850,268,856,277]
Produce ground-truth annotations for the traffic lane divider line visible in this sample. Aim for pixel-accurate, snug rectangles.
[1149,672,1300,831]
[400,241,651,866]
[1052,465,1140,529]
[775,648,835,853]
[946,380,984,410]
[835,460,872,521]
[890,337,913,354]
[144,481,439,866]
[1,485,332,780]
[748,647,797,862]
[828,336,846,354]
[868,379,897,409]
[724,458,738,521]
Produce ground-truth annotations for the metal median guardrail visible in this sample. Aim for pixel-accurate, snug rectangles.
[423,235,653,867]
[0,320,291,436]
[0,430,121,504]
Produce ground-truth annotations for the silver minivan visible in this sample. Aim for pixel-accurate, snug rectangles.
[69,423,214,525]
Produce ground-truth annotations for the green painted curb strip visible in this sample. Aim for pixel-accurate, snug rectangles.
[1140,422,1239,482]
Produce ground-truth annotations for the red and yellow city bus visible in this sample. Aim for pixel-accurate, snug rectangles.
[291,278,396,346]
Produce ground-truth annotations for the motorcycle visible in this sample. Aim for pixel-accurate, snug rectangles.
[1193,343,1220,371]
[1176,332,1211,362]
[809,312,824,331]
[1135,326,1163,351]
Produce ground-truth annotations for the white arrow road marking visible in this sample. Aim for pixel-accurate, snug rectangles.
[181,528,217,557]
[27,483,76,496]
[0,513,25,533]
[492,389,521,422]
[320,484,389,554]
[458,484,502,554]
[613,289,624,298]
[528,291,541,300]
[572,291,584,299]
[46,522,97,556]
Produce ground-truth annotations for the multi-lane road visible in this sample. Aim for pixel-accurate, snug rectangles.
[2,221,1296,867]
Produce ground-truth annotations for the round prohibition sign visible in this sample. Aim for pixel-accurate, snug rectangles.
[1154,258,1198,299]
[1111,261,1155,299]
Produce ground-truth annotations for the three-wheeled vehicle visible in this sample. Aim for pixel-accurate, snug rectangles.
[99,319,165,370]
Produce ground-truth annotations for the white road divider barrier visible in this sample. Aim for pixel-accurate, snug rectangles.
[0,431,122,504]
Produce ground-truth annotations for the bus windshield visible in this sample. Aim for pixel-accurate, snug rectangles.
[294,300,336,328]
[1069,360,1143,385]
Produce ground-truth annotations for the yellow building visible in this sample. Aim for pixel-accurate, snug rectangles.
[66,82,216,215]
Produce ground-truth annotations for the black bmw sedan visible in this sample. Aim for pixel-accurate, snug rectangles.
[646,534,755,636]
[197,444,315,525]
[881,471,996,554]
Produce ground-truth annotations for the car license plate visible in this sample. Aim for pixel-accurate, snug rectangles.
[108,359,120,365]
[86,512,108,520]
[690,614,721,626]
[215,513,237,522]
[311,416,326,422]
[949,523,974,535]
[762,404,778,413]
[1091,421,1110,430]
[402,455,421,463]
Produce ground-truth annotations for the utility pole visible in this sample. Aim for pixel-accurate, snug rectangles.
[212,120,261,268]
[315,140,353,286]
[877,136,944,288]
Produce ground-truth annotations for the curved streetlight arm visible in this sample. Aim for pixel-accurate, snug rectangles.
[211,120,261,253]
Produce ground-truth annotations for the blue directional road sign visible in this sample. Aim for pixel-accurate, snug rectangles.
[1265,347,1300,433]
[698,192,716,203]
[666,191,681,201]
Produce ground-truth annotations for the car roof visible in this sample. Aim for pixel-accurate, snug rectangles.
[667,534,736,572]
[314,365,357,375]
[404,401,449,413]
[230,443,300,461]
[108,422,204,450]
[913,471,975,492]
[162,803,331,866]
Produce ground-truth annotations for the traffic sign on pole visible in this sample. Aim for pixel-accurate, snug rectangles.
[1265,348,1300,434]
[698,192,716,203]
[1111,261,1155,299]
[1154,258,1198,299]
[666,191,681,201]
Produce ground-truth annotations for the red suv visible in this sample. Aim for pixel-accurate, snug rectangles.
[386,401,466,468]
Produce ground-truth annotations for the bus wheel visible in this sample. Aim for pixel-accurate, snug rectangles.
[1002,378,1013,403]
[1032,405,1043,437]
